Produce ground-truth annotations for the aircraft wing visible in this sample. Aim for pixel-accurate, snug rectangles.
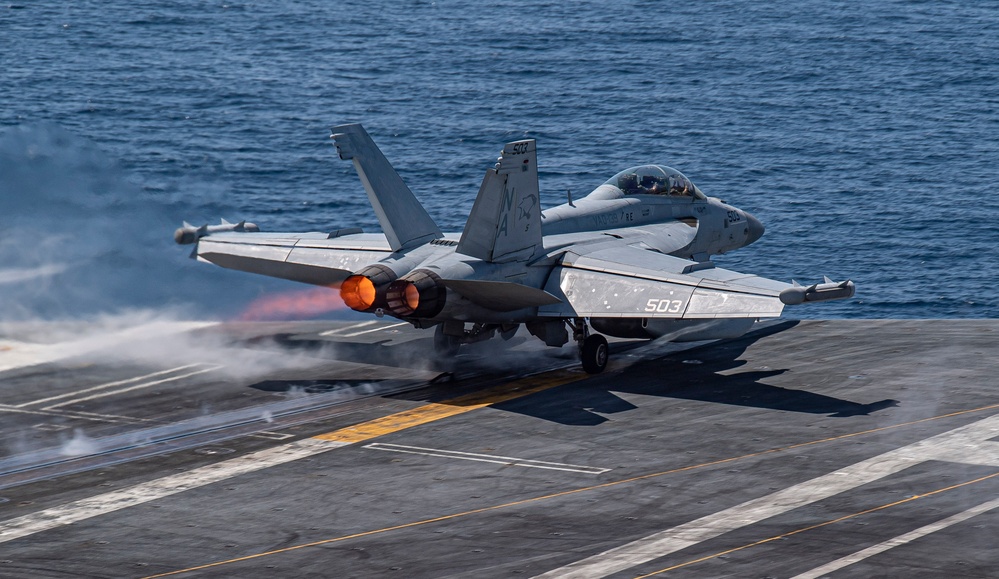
[191,231,393,286]
[539,245,790,319]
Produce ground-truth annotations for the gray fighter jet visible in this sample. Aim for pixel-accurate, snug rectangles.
[176,124,854,373]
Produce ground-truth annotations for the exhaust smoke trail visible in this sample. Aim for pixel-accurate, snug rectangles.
[0,124,439,467]
[0,124,364,383]
[0,123,298,322]
[237,285,348,321]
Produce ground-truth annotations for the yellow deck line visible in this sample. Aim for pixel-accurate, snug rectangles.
[313,370,585,444]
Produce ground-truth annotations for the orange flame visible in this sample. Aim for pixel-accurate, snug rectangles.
[340,275,376,311]
[237,285,347,321]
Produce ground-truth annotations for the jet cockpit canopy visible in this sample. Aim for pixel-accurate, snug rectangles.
[606,165,705,200]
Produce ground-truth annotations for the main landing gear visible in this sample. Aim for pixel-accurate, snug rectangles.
[569,318,608,374]
[433,318,608,374]
[433,322,519,358]
[433,323,462,357]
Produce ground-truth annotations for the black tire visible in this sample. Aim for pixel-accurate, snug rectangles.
[580,334,608,374]
[433,324,461,357]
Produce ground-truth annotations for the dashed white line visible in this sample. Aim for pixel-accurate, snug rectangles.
[365,443,610,474]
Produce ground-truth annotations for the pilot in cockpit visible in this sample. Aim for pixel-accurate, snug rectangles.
[618,173,640,195]
[668,175,690,196]
[615,168,696,197]
[639,175,663,195]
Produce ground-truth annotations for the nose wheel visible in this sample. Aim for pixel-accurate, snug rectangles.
[569,318,608,374]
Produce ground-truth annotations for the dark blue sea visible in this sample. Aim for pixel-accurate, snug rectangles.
[2,1,997,321]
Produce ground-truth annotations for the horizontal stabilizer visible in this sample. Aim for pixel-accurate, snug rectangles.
[779,279,856,305]
[331,124,442,252]
[456,139,542,263]
[194,233,392,287]
[199,252,351,286]
[443,279,561,312]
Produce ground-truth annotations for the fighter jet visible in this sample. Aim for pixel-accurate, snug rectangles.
[175,124,854,373]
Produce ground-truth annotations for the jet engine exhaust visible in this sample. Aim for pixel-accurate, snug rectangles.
[238,285,347,320]
[385,269,446,318]
[339,264,397,312]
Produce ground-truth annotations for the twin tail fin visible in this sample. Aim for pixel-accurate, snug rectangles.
[331,124,541,263]
[456,139,542,263]
[331,124,443,252]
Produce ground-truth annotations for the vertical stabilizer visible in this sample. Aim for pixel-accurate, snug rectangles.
[331,124,443,252]
[456,139,542,263]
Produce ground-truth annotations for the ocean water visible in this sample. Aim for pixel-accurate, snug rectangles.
[1,1,997,321]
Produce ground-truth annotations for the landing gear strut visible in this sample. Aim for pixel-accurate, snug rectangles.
[433,323,461,357]
[569,318,608,374]
[433,322,506,358]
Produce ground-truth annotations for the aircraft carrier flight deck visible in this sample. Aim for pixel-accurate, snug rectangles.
[0,319,997,578]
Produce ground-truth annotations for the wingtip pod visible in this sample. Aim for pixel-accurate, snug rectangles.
[174,220,259,245]
[779,279,855,306]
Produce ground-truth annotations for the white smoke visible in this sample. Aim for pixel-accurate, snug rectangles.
[0,124,353,376]
[0,125,452,466]
[60,429,98,457]
[0,123,293,322]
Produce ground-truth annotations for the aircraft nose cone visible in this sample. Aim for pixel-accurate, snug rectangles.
[745,212,765,245]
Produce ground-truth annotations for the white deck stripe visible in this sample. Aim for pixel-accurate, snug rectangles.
[18,365,203,408]
[0,405,89,418]
[44,366,223,409]
[67,410,156,423]
[0,405,144,424]
[318,321,378,336]
[534,413,999,578]
[0,438,347,544]
[339,322,409,337]
[791,497,999,579]
[365,443,610,474]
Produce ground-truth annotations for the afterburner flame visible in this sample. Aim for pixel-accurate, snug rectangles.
[405,283,420,311]
[238,286,346,321]
[386,280,420,316]
[384,269,446,318]
[340,275,376,311]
